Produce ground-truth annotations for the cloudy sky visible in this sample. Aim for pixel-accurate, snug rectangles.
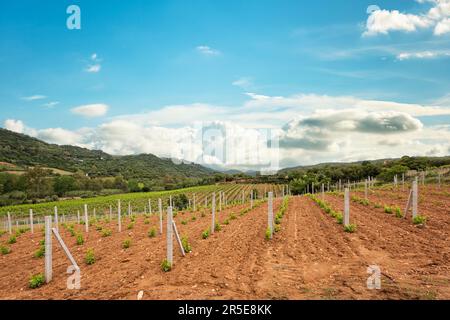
[1,0,450,171]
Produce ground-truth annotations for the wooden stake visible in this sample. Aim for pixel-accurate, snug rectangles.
[45,216,52,283]
[7,212,12,235]
[412,178,418,219]
[166,206,173,265]
[172,221,185,256]
[77,210,80,224]
[344,188,350,227]
[84,204,88,233]
[54,206,59,232]
[211,193,216,234]
[29,209,34,234]
[118,200,122,232]
[158,198,163,235]
[268,192,273,239]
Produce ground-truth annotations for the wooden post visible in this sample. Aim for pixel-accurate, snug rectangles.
[118,200,122,232]
[339,179,342,192]
[166,206,173,265]
[422,172,425,186]
[172,221,185,256]
[321,183,325,201]
[158,198,163,235]
[412,178,418,219]
[77,210,80,224]
[242,190,244,204]
[211,193,216,234]
[312,182,315,194]
[268,192,273,239]
[84,204,89,233]
[7,212,12,235]
[45,216,52,283]
[54,206,59,232]
[205,196,208,207]
[109,205,112,220]
[128,202,131,216]
[250,191,253,209]
[344,188,350,227]
[438,173,441,189]
[148,199,152,215]
[219,191,222,212]
[169,195,173,208]
[402,173,405,191]
[28,209,33,234]
[193,194,196,212]
[364,179,368,200]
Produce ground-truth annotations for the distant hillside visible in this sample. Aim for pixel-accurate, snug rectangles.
[0,128,215,181]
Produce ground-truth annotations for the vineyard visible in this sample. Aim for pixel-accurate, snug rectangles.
[0,181,449,300]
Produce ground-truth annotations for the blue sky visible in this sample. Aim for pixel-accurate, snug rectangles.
[1,0,450,170]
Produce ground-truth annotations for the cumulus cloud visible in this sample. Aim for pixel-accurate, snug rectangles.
[4,119,25,133]
[3,92,450,170]
[71,104,109,118]
[364,0,450,36]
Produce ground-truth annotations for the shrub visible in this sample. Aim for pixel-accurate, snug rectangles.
[413,215,427,225]
[95,225,103,231]
[229,213,237,220]
[0,246,11,255]
[265,227,272,240]
[344,224,357,233]
[127,222,134,230]
[201,212,206,218]
[223,219,230,225]
[394,207,403,218]
[181,220,188,225]
[274,225,281,233]
[39,239,45,246]
[85,248,96,265]
[181,236,192,253]
[34,245,45,258]
[161,259,172,272]
[191,216,197,222]
[144,219,150,225]
[101,229,112,237]
[29,274,45,289]
[67,226,76,237]
[8,235,16,244]
[336,213,343,225]
[274,214,282,225]
[214,222,221,232]
[148,228,156,238]
[0,230,5,236]
[384,206,393,214]
[202,229,210,239]
[76,233,84,245]
[122,239,131,249]
[374,203,382,209]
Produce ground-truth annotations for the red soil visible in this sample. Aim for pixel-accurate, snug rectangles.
[1,187,449,300]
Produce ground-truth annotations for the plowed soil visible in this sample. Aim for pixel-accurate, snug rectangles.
[1,185,449,300]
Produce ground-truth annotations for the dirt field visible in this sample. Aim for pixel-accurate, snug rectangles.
[0,185,449,300]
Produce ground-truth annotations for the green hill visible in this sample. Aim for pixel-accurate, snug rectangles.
[0,128,215,181]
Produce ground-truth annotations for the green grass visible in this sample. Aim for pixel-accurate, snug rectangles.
[181,236,192,253]
[7,235,16,244]
[76,233,84,245]
[344,224,357,233]
[161,259,172,272]
[29,274,45,289]
[122,238,131,249]
[85,248,96,265]
[101,229,112,237]
[148,228,157,238]
[413,215,427,225]
[0,245,11,255]
[202,229,210,239]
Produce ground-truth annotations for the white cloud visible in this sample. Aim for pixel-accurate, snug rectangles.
[71,104,109,118]
[42,101,60,108]
[196,45,221,56]
[85,53,102,73]
[85,64,101,73]
[364,0,450,36]
[21,95,47,101]
[4,92,450,170]
[4,119,25,133]
[232,77,254,90]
